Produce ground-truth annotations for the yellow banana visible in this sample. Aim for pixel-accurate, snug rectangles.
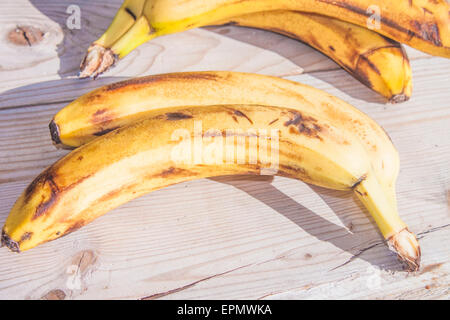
[51,71,399,197]
[216,11,412,102]
[80,0,450,77]
[3,104,420,270]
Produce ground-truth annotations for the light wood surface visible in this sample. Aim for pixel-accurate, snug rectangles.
[0,0,448,300]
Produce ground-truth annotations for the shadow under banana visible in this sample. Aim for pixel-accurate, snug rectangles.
[212,175,406,272]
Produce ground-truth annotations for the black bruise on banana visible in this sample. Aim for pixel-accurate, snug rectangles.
[91,108,114,125]
[20,232,33,242]
[268,118,279,125]
[165,112,193,120]
[353,45,402,93]
[159,167,195,177]
[25,168,56,200]
[93,126,120,136]
[124,7,137,21]
[26,167,93,222]
[358,54,382,76]
[284,111,323,140]
[276,164,310,181]
[411,20,441,47]
[32,174,60,220]
[57,221,87,239]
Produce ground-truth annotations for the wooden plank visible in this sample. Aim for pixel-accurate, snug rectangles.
[0,57,448,299]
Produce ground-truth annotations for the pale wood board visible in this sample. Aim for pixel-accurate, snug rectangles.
[0,0,449,300]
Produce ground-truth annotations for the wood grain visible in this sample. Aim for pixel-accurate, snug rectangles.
[0,0,448,300]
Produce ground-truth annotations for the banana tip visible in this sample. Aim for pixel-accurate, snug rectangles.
[389,94,410,104]
[1,230,20,253]
[387,228,421,272]
[49,120,61,144]
[49,121,74,150]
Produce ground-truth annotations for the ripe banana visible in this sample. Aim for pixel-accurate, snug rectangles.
[3,104,420,270]
[215,11,412,103]
[51,71,399,200]
[80,0,450,77]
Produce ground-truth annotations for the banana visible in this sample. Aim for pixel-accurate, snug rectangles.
[51,71,398,190]
[80,0,450,77]
[216,11,412,102]
[3,104,420,270]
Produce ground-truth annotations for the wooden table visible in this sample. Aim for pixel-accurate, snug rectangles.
[0,0,449,300]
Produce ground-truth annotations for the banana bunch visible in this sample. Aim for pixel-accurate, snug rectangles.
[2,71,420,271]
[80,0,450,100]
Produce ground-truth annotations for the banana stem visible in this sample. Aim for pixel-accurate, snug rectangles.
[80,16,155,78]
[79,44,118,79]
[387,229,421,272]
[354,175,420,271]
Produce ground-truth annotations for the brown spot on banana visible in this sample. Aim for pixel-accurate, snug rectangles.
[232,110,253,124]
[165,112,193,120]
[26,168,95,221]
[422,7,433,15]
[84,93,102,104]
[411,21,441,46]
[97,189,123,203]
[93,127,120,136]
[20,232,33,242]
[91,108,114,125]
[30,172,60,220]
[103,72,220,92]
[33,193,58,220]
[25,168,52,199]
[284,111,323,140]
[124,7,137,21]
[63,220,86,236]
